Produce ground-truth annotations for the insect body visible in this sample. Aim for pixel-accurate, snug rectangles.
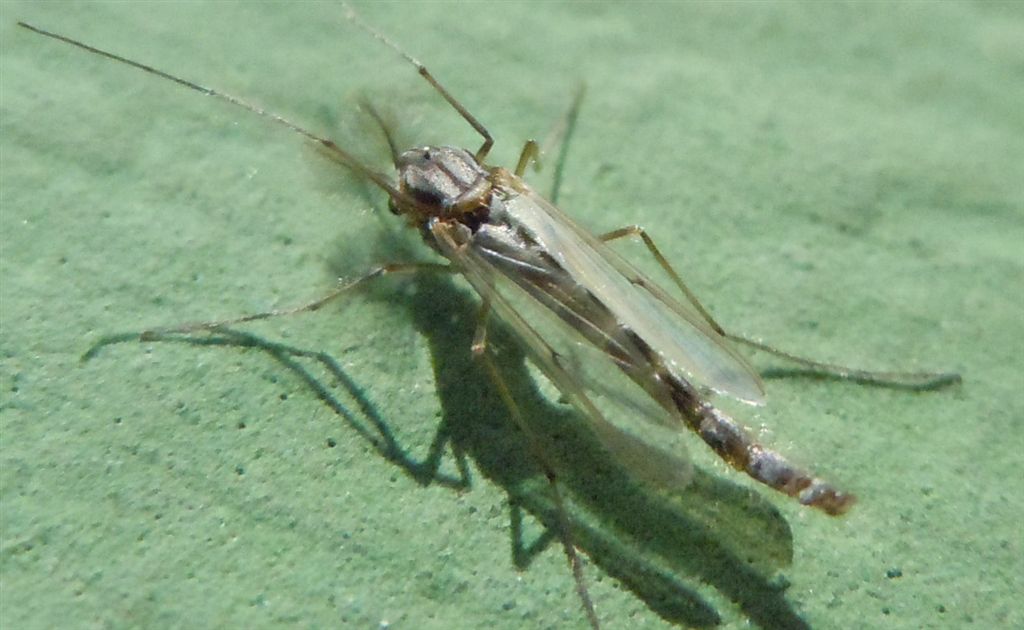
[397,146,854,513]
[19,11,960,629]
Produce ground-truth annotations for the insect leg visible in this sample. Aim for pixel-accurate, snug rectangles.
[601,226,960,390]
[726,334,961,390]
[599,225,724,334]
[470,298,492,356]
[359,98,400,166]
[515,84,585,187]
[141,262,453,337]
[344,5,494,162]
[514,140,541,177]
[477,340,600,630]
[541,84,586,205]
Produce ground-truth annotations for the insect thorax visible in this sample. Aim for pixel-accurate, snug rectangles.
[394,145,495,225]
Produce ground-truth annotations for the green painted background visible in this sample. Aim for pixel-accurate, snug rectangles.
[2,2,1021,628]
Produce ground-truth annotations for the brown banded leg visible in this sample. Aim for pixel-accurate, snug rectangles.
[600,225,960,390]
[140,262,453,338]
[472,318,600,630]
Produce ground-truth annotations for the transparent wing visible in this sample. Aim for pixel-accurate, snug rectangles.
[493,180,765,406]
[430,221,695,491]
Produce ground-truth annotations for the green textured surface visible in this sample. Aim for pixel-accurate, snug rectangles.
[2,2,1021,629]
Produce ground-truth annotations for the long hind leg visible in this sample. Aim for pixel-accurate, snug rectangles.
[599,225,960,390]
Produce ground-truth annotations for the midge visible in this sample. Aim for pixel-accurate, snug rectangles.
[20,10,959,628]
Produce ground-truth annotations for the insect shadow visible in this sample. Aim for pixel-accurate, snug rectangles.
[85,257,809,629]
